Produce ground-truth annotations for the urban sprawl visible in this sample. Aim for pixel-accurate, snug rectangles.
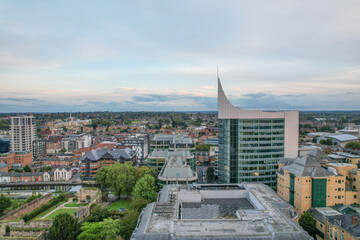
[0,80,359,239]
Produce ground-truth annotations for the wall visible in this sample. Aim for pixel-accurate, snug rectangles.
[0,193,53,221]
[0,219,52,237]
[75,189,100,223]
[200,189,248,199]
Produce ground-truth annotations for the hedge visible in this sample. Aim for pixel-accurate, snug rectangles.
[22,194,66,222]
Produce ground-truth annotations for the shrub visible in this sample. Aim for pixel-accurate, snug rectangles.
[22,194,66,222]
[5,225,10,236]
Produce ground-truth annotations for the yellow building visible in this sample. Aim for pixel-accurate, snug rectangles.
[277,149,359,216]
[309,207,360,240]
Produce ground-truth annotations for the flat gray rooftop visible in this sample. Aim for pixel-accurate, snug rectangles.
[132,183,312,240]
[182,198,254,219]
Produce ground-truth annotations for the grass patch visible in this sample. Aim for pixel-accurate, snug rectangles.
[32,201,66,220]
[64,202,87,207]
[45,208,77,220]
[107,199,132,210]
[64,202,86,208]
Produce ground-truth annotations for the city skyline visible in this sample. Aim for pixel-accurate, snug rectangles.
[1,1,359,112]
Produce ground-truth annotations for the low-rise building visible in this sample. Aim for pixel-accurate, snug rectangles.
[147,149,195,171]
[277,149,359,216]
[46,140,61,154]
[0,138,10,153]
[308,206,360,240]
[81,148,136,180]
[158,155,197,186]
[132,183,311,239]
[32,139,46,159]
[0,162,8,172]
[317,134,359,147]
[0,151,32,169]
[43,167,72,181]
[150,134,195,152]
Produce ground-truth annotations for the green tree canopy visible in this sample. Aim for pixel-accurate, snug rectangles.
[78,218,121,240]
[96,162,137,198]
[23,165,31,172]
[119,210,140,240]
[86,204,111,223]
[129,198,149,212]
[47,213,81,240]
[132,174,157,202]
[298,212,316,239]
[319,139,333,145]
[196,143,211,151]
[345,141,360,150]
[0,194,11,216]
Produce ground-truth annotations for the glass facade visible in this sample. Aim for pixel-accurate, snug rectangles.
[218,118,285,187]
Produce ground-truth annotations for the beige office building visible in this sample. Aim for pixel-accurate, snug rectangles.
[10,115,36,152]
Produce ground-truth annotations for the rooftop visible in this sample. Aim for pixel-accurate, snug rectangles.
[327,134,358,142]
[83,148,136,161]
[335,152,360,158]
[132,183,311,240]
[152,134,193,145]
[158,155,197,181]
[149,149,193,159]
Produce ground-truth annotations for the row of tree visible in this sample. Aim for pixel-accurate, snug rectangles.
[48,198,149,240]
[96,163,158,201]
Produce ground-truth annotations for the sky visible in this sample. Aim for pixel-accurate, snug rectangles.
[0,0,359,112]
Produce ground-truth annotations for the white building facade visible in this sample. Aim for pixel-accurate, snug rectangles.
[10,115,36,152]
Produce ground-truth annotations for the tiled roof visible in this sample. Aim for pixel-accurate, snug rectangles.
[83,148,135,161]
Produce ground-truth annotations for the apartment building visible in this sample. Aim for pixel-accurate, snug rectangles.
[10,115,36,152]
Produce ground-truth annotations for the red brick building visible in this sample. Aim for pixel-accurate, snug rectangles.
[0,151,32,169]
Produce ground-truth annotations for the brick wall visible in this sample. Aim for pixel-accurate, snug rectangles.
[0,193,53,221]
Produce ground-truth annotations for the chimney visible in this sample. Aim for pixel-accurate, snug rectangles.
[353,216,358,225]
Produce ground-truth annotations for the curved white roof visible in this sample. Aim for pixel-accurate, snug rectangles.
[218,78,291,119]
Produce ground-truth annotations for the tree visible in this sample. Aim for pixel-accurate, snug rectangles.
[78,218,121,240]
[345,141,360,150]
[47,213,81,240]
[96,166,111,191]
[40,166,52,172]
[319,139,333,146]
[132,175,157,202]
[119,210,140,240]
[0,194,11,216]
[86,204,111,223]
[23,165,31,172]
[196,143,211,151]
[96,163,137,198]
[136,166,158,181]
[130,198,149,212]
[298,212,316,239]
[206,167,215,183]
[59,148,66,153]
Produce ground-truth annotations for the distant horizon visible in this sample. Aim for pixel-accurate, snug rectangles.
[1,1,359,112]
[2,109,360,115]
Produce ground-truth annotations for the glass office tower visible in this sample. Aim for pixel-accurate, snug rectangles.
[217,79,298,187]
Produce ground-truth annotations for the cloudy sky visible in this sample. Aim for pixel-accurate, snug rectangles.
[0,0,359,112]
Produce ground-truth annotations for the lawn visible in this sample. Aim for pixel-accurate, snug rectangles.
[107,199,132,210]
[32,201,67,220]
[45,208,77,220]
[64,202,88,208]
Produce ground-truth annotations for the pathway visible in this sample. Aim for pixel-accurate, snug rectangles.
[41,199,77,219]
